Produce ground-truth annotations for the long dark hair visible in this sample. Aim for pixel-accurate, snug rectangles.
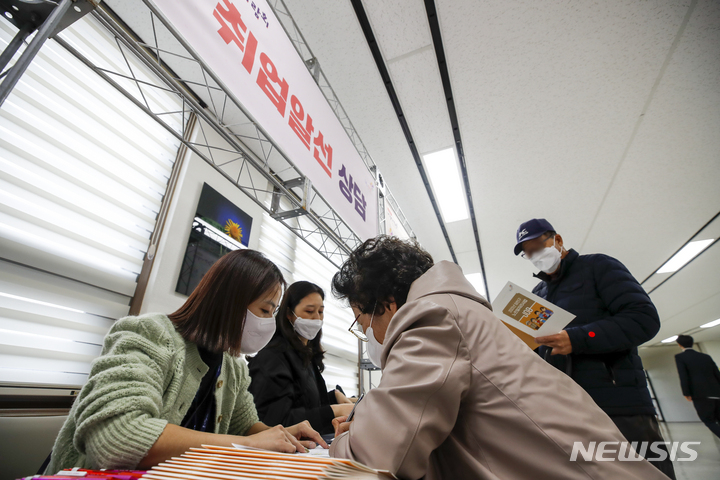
[270,281,326,371]
[169,249,285,356]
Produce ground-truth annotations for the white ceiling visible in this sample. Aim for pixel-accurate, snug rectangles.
[105,0,720,343]
[279,0,720,344]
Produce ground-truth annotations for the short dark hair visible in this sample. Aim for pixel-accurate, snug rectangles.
[332,235,434,315]
[676,335,694,348]
[169,249,285,355]
[270,281,326,370]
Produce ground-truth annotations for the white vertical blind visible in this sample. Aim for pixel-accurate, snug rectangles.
[257,210,359,396]
[0,15,183,390]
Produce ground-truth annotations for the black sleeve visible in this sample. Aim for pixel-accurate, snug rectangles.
[248,350,334,432]
[711,358,720,385]
[317,370,334,405]
[675,355,691,397]
[566,256,660,354]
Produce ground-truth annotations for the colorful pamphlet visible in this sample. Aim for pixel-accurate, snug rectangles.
[142,444,397,480]
[492,281,575,348]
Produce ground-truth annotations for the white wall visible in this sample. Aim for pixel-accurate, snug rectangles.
[641,340,720,424]
[640,346,699,422]
[701,340,720,361]
[140,120,269,315]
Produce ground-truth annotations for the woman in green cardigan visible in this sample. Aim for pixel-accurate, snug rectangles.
[46,249,326,473]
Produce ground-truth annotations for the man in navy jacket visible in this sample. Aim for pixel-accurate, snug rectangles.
[514,218,674,479]
[675,335,720,438]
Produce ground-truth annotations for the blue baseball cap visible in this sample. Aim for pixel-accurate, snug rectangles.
[514,218,555,255]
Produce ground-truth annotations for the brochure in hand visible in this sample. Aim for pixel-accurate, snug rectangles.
[492,281,575,349]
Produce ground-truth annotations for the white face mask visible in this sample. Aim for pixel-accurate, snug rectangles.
[529,238,562,274]
[293,313,323,340]
[240,309,276,355]
[361,311,384,368]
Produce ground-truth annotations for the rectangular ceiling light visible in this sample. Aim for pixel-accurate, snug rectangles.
[700,319,720,329]
[465,273,486,298]
[661,335,679,343]
[657,239,714,274]
[422,148,468,223]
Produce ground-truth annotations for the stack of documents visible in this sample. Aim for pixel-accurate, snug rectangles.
[143,445,397,480]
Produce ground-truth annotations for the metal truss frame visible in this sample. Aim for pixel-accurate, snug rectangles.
[52,0,396,268]
[269,0,415,240]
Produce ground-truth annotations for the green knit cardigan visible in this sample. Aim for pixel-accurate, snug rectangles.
[46,313,259,472]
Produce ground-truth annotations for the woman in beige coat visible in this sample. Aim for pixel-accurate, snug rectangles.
[329,236,670,480]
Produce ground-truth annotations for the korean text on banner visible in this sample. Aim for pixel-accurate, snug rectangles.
[151,0,378,239]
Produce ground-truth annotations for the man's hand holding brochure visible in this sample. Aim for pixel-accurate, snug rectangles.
[492,281,575,350]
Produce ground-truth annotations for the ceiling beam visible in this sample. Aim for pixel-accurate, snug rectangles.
[350,0,457,263]
[423,0,489,297]
[641,210,720,285]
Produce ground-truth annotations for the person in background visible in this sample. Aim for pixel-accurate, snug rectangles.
[45,250,326,473]
[514,218,674,479]
[248,281,354,435]
[329,235,670,480]
[675,334,720,438]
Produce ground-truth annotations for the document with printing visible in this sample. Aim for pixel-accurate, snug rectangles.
[143,444,397,480]
[492,281,575,348]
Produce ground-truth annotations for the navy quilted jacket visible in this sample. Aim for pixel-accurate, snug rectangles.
[532,249,660,416]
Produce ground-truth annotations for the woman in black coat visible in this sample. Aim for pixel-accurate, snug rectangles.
[248,281,355,435]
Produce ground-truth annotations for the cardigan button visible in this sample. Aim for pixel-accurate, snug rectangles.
[217,414,223,423]
[216,380,223,389]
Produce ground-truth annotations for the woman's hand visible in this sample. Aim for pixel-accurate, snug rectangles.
[241,424,307,453]
[332,415,351,437]
[331,403,354,418]
[285,420,329,449]
[334,389,353,404]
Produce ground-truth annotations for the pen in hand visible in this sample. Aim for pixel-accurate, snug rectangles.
[333,392,365,437]
[345,392,364,422]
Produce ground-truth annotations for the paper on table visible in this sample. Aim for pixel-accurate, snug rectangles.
[492,281,575,348]
[297,446,330,458]
[141,444,398,479]
[232,442,329,456]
